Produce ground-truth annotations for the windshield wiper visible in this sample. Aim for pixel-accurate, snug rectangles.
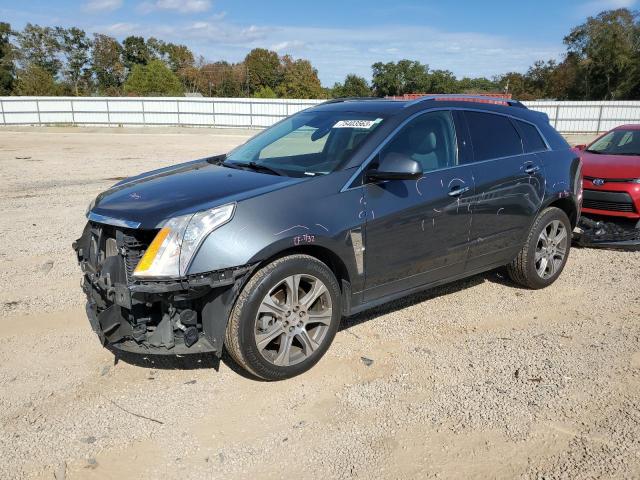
[585,149,602,154]
[223,160,284,176]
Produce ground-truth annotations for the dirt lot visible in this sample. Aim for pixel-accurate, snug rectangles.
[1,127,639,480]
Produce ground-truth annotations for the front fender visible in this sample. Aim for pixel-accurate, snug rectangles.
[187,170,367,292]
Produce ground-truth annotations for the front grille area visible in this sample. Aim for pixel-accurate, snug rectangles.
[583,199,635,212]
[583,190,636,213]
[87,222,157,285]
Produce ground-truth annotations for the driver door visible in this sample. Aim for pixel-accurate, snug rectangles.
[363,110,474,301]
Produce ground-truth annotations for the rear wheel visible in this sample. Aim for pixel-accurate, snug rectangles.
[507,207,571,289]
[225,254,341,380]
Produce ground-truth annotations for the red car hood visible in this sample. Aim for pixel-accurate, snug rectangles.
[580,151,640,179]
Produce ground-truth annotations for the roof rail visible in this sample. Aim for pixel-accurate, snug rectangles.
[406,94,527,109]
[321,96,393,105]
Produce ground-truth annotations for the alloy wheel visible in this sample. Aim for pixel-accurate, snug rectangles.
[535,220,568,279]
[254,274,333,367]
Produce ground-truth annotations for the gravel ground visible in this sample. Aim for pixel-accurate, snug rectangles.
[0,127,639,480]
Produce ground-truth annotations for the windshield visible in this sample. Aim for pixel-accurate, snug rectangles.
[224,111,385,176]
[587,129,640,156]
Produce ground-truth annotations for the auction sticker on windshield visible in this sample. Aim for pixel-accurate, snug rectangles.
[333,119,382,129]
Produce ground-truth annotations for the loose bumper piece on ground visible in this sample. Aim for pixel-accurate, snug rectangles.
[573,216,640,251]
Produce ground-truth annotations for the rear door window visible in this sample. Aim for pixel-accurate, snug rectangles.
[464,111,523,162]
[515,120,548,153]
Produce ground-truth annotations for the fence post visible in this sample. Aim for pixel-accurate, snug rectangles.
[70,98,75,125]
[596,104,604,133]
[0,98,5,125]
[211,98,215,127]
[249,100,253,128]
[177,99,181,127]
[106,99,111,127]
[36,98,41,126]
[141,99,146,126]
[553,105,560,129]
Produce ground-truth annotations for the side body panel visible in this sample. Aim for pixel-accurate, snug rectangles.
[362,165,474,300]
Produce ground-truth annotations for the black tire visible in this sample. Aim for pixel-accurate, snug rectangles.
[225,254,342,381]
[507,207,572,289]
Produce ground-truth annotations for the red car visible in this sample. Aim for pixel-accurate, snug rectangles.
[575,125,640,221]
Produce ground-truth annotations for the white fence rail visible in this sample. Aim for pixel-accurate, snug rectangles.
[1,97,640,133]
[0,97,323,129]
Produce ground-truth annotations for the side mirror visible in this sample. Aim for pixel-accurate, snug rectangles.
[367,153,423,181]
[574,144,587,151]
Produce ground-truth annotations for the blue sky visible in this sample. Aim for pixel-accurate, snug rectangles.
[0,0,637,85]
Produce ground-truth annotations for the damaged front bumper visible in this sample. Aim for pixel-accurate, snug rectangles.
[74,221,253,356]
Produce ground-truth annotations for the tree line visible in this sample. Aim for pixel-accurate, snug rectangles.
[0,8,639,100]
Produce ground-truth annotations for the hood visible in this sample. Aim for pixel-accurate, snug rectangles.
[91,159,302,229]
[581,151,640,179]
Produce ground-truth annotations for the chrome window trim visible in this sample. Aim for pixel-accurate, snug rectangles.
[340,107,551,193]
[88,211,142,229]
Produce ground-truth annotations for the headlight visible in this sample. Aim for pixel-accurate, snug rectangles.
[133,203,236,279]
[632,178,640,184]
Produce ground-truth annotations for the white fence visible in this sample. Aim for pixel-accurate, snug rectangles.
[1,96,640,133]
[0,97,323,129]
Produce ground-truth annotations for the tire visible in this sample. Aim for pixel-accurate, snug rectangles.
[507,207,571,289]
[225,254,342,381]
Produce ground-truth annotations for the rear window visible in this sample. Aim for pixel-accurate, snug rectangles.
[516,120,547,153]
[464,111,523,162]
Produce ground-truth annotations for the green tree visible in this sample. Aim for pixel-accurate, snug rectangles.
[276,56,324,98]
[147,37,194,73]
[371,60,430,96]
[252,85,277,98]
[244,48,281,93]
[525,60,558,99]
[16,23,61,76]
[457,76,498,93]
[332,74,371,97]
[15,64,58,95]
[564,8,639,99]
[122,36,151,71]
[497,72,533,99]
[58,27,92,95]
[123,59,184,96]
[0,22,15,94]
[428,69,459,93]
[92,34,125,95]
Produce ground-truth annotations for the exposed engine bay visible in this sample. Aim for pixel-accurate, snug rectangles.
[73,221,252,355]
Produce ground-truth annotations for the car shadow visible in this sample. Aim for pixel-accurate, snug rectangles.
[111,348,220,371]
[110,344,266,381]
[340,269,519,331]
[111,268,522,377]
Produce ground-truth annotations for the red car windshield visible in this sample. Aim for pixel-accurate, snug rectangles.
[587,129,640,156]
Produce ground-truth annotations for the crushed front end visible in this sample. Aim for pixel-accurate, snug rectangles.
[73,221,251,356]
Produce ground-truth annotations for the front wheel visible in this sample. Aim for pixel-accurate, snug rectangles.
[507,207,571,289]
[225,254,342,380]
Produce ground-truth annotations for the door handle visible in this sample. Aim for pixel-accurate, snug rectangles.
[524,164,540,175]
[448,185,470,197]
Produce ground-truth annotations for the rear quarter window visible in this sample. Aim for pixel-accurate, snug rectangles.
[464,111,523,162]
[515,120,548,153]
